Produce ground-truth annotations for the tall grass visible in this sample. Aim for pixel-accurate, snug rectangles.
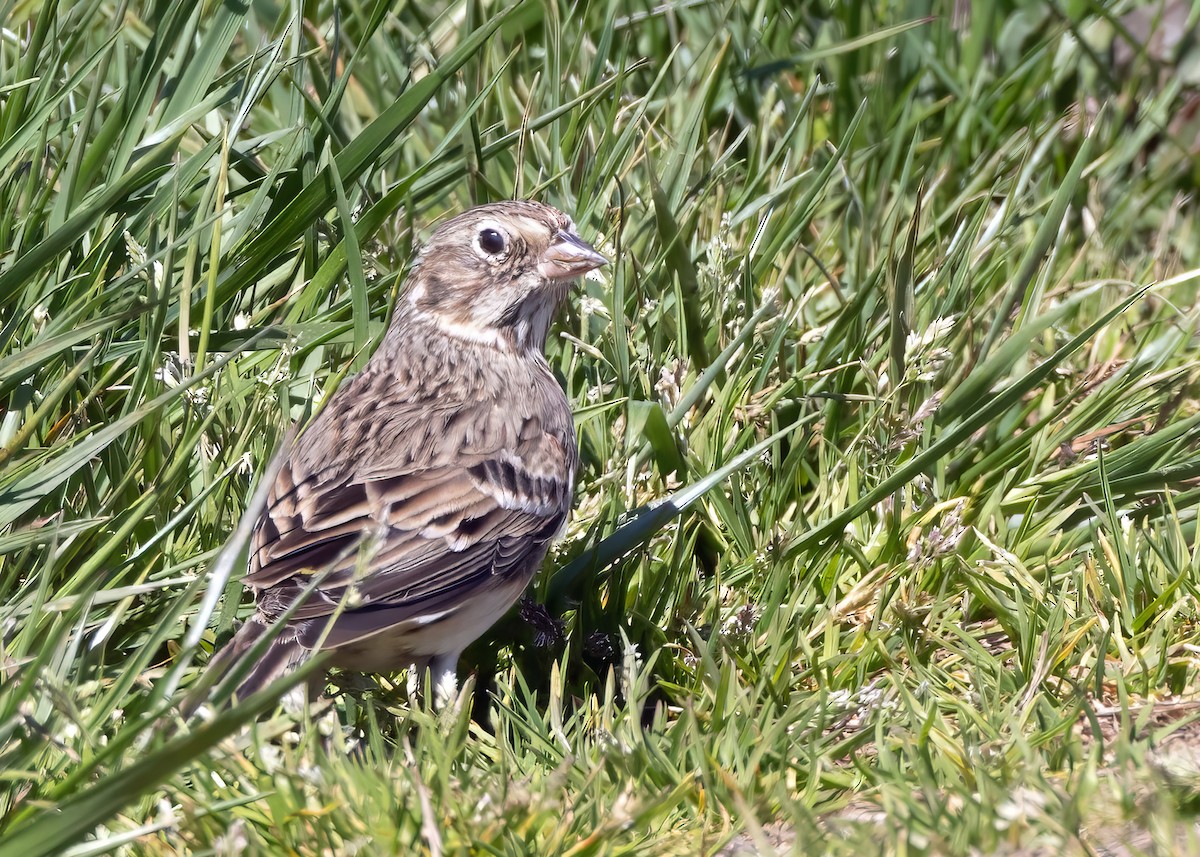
[2,0,1199,853]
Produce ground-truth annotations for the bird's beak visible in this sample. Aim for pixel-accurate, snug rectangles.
[538,230,608,282]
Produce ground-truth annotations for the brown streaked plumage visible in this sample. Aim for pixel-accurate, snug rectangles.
[206,200,606,706]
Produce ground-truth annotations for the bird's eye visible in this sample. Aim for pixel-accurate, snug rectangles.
[478,228,506,255]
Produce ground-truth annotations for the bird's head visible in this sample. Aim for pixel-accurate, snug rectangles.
[403,200,607,353]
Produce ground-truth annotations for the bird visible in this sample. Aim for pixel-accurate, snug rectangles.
[200,200,607,709]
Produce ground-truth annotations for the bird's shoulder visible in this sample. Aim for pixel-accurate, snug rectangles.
[292,335,575,481]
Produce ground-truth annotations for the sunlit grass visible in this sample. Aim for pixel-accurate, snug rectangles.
[2,0,1200,854]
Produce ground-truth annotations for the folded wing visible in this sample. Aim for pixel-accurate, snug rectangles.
[244,413,573,650]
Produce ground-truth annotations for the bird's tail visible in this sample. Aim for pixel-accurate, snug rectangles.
[181,616,309,716]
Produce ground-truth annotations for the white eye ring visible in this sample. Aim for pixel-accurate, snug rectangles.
[473,221,509,258]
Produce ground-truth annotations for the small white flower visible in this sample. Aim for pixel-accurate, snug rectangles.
[316,709,339,737]
[124,231,147,267]
[156,798,177,825]
[213,819,248,856]
[610,786,637,829]
[256,744,281,774]
[858,680,884,707]
[799,324,828,344]
[472,793,495,823]
[578,296,608,318]
[620,639,643,699]
[994,787,1046,829]
[654,359,683,410]
[905,316,956,354]
[722,603,759,641]
[827,689,852,707]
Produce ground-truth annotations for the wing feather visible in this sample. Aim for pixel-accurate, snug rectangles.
[245,410,572,636]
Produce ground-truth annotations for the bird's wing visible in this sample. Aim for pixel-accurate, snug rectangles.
[244,424,573,631]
